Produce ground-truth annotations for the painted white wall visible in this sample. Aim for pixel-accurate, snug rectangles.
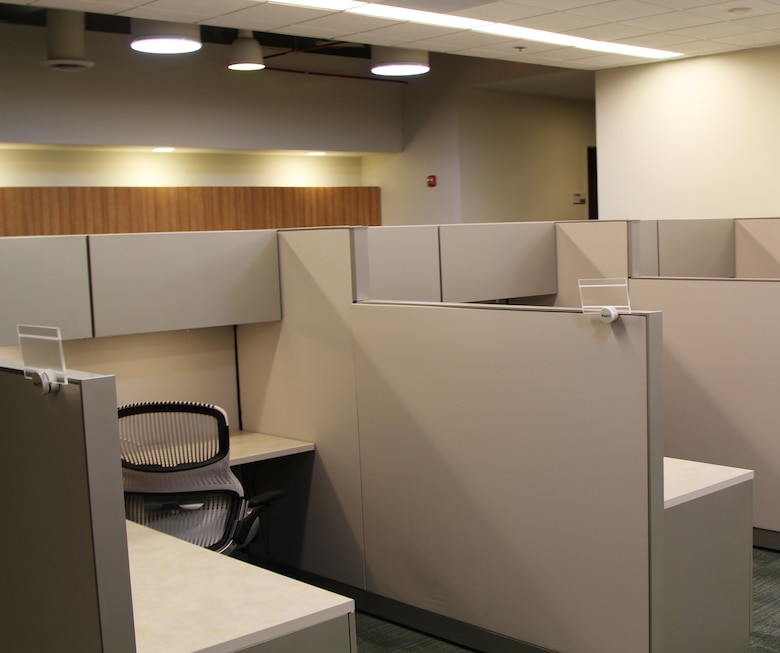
[458,89,595,222]
[0,21,596,224]
[0,147,364,187]
[363,84,463,226]
[596,45,780,220]
[365,84,596,225]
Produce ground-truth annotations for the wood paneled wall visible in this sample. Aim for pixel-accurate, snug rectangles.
[0,187,381,236]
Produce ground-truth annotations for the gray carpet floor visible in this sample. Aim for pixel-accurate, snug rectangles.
[356,547,780,652]
[751,547,780,652]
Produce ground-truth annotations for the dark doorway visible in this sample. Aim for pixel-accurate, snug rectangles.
[587,146,598,219]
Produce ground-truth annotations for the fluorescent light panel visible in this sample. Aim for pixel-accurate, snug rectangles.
[263,0,682,60]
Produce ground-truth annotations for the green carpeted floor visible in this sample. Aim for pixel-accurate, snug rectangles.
[356,547,780,652]
[355,612,474,653]
[751,547,780,652]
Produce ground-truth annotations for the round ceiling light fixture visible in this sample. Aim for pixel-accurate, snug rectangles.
[228,30,266,71]
[371,46,430,77]
[130,19,202,54]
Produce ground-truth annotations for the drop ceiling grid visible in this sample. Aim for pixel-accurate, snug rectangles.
[7,0,780,69]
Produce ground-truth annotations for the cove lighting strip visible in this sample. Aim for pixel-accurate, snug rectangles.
[263,0,682,60]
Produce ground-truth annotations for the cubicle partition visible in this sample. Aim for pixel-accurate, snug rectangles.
[553,220,629,307]
[623,216,780,540]
[350,301,664,653]
[629,278,780,538]
[1,362,135,653]
[735,218,780,278]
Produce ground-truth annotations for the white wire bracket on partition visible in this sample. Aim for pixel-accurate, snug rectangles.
[17,324,68,394]
[578,278,631,324]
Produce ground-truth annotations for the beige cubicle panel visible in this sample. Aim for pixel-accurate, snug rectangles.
[0,235,93,345]
[630,220,660,277]
[439,222,557,302]
[90,230,281,337]
[735,218,780,278]
[554,220,629,308]
[0,327,242,428]
[630,277,780,535]
[657,219,735,278]
[236,228,366,588]
[1,362,134,653]
[357,225,441,301]
[351,302,663,653]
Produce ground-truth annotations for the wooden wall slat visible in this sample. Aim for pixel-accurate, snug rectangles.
[0,187,381,236]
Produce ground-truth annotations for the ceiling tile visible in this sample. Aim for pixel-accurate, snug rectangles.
[287,12,401,37]
[687,0,780,20]
[568,21,653,40]
[345,22,467,41]
[516,11,606,32]
[710,30,780,46]
[621,10,718,30]
[144,0,256,18]
[568,0,670,21]
[451,2,550,21]
[27,0,140,12]
[201,3,331,31]
[733,12,780,28]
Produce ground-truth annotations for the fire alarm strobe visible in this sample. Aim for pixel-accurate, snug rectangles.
[426,175,437,187]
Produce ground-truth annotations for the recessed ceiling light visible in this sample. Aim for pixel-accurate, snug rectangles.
[152,147,175,153]
[306,151,327,156]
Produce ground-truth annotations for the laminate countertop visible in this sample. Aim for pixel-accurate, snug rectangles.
[126,521,354,653]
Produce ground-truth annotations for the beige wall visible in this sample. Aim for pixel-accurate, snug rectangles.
[0,20,596,223]
[459,90,595,223]
[364,86,596,226]
[596,45,780,221]
[0,327,241,426]
[0,146,365,187]
[0,23,402,153]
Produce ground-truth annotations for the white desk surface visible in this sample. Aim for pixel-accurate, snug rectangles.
[127,521,354,653]
[664,457,754,509]
[230,430,315,466]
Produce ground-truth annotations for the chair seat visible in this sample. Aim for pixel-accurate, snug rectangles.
[125,490,240,551]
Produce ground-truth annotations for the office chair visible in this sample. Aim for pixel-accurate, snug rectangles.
[119,401,283,555]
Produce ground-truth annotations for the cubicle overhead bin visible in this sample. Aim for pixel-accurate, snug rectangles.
[357,225,442,302]
[90,230,281,337]
[629,219,736,279]
[0,235,93,345]
[735,218,780,278]
[554,220,629,308]
[1,361,134,653]
[438,222,557,303]
[351,301,664,653]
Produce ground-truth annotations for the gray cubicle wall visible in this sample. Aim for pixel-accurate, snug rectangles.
[735,218,780,278]
[237,228,366,588]
[629,219,736,279]
[358,225,442,302]
[1,362,134,653]
[555,220,629,308]
[351,302,664,653]
[90,230,281,337]
[630,277,780,538]
[438,222,557,302]
[0,235,93,345]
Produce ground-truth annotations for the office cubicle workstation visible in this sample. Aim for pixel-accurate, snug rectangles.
[0,222,755,653]
[1,357,356,653]
[626,216,780,548]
